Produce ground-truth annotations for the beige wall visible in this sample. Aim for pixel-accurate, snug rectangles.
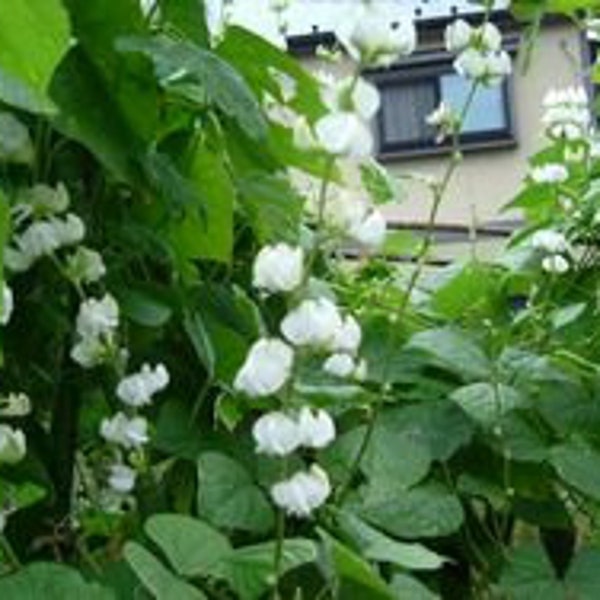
[383,23,585,227]
[303,23,585,230]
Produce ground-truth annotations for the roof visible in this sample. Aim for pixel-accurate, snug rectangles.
[207,0,510,43]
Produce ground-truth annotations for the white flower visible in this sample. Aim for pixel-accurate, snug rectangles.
[281,298,343,349]
[234,338,294,398]
[1,284,13,325]
[331,315,361,354]
[338,6,416,67]
[71,335,109,368]
[445,19,472,52]
[542,254,569,274]
[108,464,136,494]
[0,393,31,417]
[315,112,373,158]
[542,86,590,140]
[530,163,569,184]
[4,247,34,272]
[271,465,331,517]
[297,407,336,449]
[14,220,61,259]
[454,48,511,87]
[349,209,387,249]
[252,411,301,456]
[100,413,149,449]
[252,243,303,294]
[117,363,170,407]
[323,352,356,378]
[426,101,454,128]
[76,294,119,339]
[479,23,502,52]
[0,425,26,465]
[323,76,381,121]
[53,214,85,246]
[587,18,600,41]
[531,229,569,254]
[66,247,106,284]
[324,188,370,234]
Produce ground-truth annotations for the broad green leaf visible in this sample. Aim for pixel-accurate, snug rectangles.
[117,288,173,328]
[117,35,266,140]
[499,544,565,600]
[406,328,492,381]
[390,574,440,599]
[550,302,587,330]
[566,548,600,599]
[550,441,600,501]
[237,172,304,244]
[217,26,325,121]
[145,514,231,577]
[335,511,447,571]
[169,145,234,263]
[360,160,399,205]
[63,0,157,142]
[154,400,206,460]
[319,529,395,600]
[450,383,526,427]
[184,311,216,377]
[197,452,274,534]
[0,480,46,513]
[495,413,548,462]
[383,402,473,461]
[124,542,206,599]
[158,0,210,46]
[0,563,114,599]
[361,483,464,539]
[0,0,70,113]
[0,112,34,164]
[50,48,144,183]
[207,539,316,600]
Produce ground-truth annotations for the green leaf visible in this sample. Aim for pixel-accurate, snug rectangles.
[566,548,600,599]
[158,0,209,46]
[117,288,173,328]
[169,145,234,263]
[550,441,600,501]
[450,383,526,427]
[0,112,34,164]
[197,452,274,534]
[499,544,565,600]
[360,160,398,205]
[361,483,464,539]
[237,172,304,244]
[145,514,231,577]
[335,511,447,571]
[0,480,46,513]
[406,328,492,381]
[0,0,70,113]
[184,311,216,378]
[118,35,266,140]
[390,574,440,599]
[206,539,316,600]
[0,563,114,599]
[319,529,395,600]
[50,48,144,183]
[125,542,207,599]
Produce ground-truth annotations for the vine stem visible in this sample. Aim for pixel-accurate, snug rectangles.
[0,533,21,571]
[272,507,286,600]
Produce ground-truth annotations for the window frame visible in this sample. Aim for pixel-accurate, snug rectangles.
[366,41,519,161]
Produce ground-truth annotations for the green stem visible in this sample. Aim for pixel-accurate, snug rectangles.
[272,507,286,600]
[0,533,21,571]
[335,406,377,504]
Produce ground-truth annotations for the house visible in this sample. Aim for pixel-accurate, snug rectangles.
[215,1,588,261]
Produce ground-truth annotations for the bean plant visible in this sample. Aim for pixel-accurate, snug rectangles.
[0,0,599,598]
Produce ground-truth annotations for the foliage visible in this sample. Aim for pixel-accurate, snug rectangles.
[1,0,600,598]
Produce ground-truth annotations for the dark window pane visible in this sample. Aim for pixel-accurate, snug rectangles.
[380,79,437,146]
[440,73,506,133]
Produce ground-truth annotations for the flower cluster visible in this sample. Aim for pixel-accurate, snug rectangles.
[234,242,367,517]
[100,363,169,494]
[541,86,590,141]
[445,20,511,87]
[531,229,570,274]
[530,163,569,185]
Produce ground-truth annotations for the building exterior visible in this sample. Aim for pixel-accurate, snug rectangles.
[220,1,588,260]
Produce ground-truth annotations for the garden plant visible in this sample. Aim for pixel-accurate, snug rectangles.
[1,0,600,597]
